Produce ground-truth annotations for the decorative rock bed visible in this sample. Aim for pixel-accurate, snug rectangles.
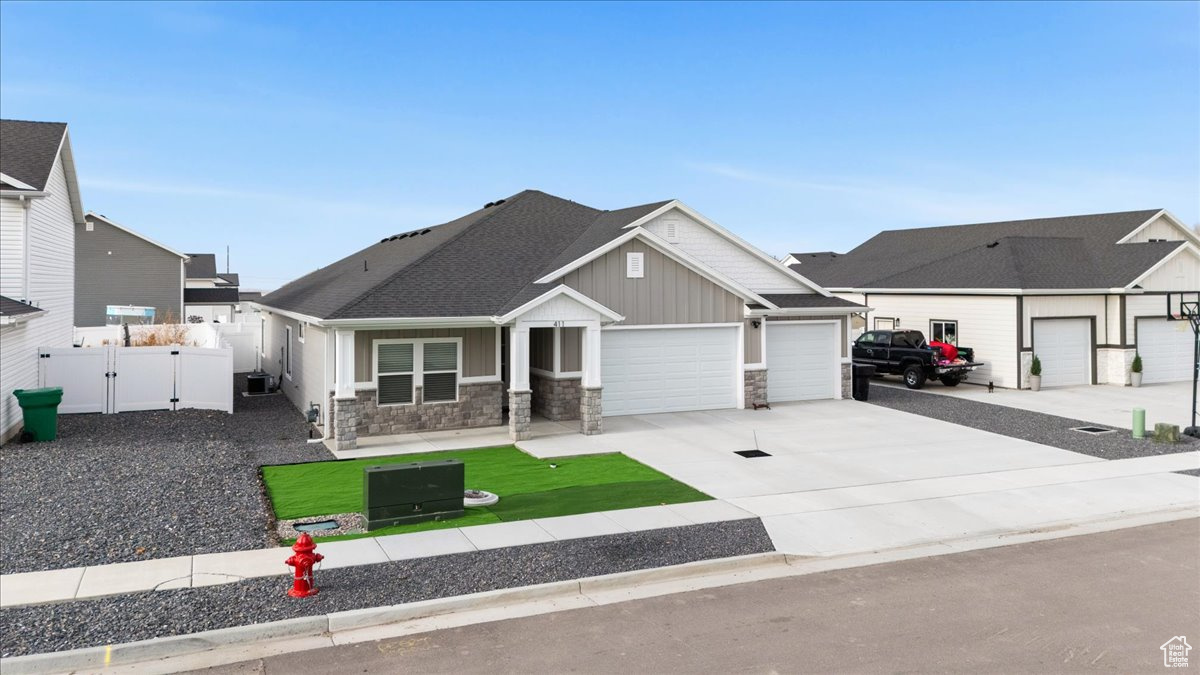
[274,513,365,540]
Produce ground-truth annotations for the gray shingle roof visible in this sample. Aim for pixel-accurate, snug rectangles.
[217,273,239,287]
[184,288,240,304]
[798,209,1178,289]
[185,254,219,280]
[0,119,68,190]
[755,294,864,309]
[260,190,671,320]
[0,295,45,317]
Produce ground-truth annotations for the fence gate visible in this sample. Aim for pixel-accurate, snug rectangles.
[39,345,233,414]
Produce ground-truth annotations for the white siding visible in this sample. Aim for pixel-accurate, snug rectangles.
[262,313,328,418]
[0,198,26,298]
[1021,295,1107,349]
[863,294,1019,388]
[1125,294,1171,344]
[1124,214,1193,243]
[1136,248,1200,292]
[0,155,76,440]
[1105,295,1122,344]
[642,208,811,293]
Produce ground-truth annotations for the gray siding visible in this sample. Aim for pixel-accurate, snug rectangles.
[745,319,762,363]
[354,327,496,381]
[560,239,745,325]
[560,327,582,372]
[75,218,183,326]
[263,313,327,417]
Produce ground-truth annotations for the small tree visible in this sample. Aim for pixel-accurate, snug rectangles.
[1030,355,1042,376]
[1131,354,1143,373]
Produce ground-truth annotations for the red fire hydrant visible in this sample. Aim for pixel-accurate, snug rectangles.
[284,533,323,598]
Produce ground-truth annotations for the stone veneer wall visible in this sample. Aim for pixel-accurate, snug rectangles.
[530,373,582,421]
[509,390,531,441]
[345,381,504,437]
[840,362,852,399]
[580,387,602,435]
[1097,347,1136,386]
[332,396,359,451]
[744,369,767,408]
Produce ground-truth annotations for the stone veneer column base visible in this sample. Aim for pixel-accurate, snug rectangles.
[840,362,852,399]
[509,390,532,441]
[580,387,602,435]
[332,396,359,451]
[744,369,767,408]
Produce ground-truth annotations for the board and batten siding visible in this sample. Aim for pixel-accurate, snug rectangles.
[353,327,496,381]
[1125,294,1176,345]
[559,239,745,326]
[864,294,1018,388]
[1137,248,1200,292]
[0,155,76,440]
[75,218,184,326]
[1125,214,1192,243]
[640,208,811,293]
[1021,295,1107,350]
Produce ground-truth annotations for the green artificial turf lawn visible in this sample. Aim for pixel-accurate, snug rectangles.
[262,445,711,542]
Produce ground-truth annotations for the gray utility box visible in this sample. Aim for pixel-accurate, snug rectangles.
[363,459,465,530]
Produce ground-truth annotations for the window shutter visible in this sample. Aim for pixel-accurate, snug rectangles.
[378,343,413,373]
[626,252,644,278]
[423,342,457,371]
[378,374,414,404]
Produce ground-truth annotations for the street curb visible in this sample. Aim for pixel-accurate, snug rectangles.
[0,552,787,675]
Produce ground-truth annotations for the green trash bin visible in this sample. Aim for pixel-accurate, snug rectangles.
[12,387,64,442]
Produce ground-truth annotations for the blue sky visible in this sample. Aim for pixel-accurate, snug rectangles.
[2,1,1197,291]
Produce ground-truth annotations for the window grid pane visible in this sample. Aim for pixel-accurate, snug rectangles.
[423,342,458,371]
[378,373,414,404]
[378,343,414,374]
[422,372,457,402]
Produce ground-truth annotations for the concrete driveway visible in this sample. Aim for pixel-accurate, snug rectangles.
[518,400,1199,556]
[900,380,1195,430]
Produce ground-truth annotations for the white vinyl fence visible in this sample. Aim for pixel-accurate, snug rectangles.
[39,345,233,415]
[73,322,262,373]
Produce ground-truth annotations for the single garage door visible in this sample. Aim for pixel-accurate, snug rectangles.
[765,322,836,402]
[601,326,738,416]
[1137,318,1193,384]
[1033,318,1091,388]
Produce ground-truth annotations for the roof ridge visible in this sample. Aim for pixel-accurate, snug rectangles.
[863,239,1020,287]
[874,208,1162,236]
[0,118,68,126]
[330,191,531,319]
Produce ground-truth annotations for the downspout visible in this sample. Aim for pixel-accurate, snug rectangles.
[21,196,31,302]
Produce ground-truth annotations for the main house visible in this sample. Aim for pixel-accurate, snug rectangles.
[0,119,85,442]
[255,190,863,449]
[786,209,1199,389]
[75,212,190,326]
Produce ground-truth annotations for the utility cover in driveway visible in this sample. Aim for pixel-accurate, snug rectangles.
[601,326,738,416]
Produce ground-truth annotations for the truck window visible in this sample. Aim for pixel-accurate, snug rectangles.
[858,332,876,345]
[893,332,915,348]
[876,332,892,347]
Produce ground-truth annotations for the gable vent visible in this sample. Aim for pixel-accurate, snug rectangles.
[665,220,678,242]
[626,252,644,279]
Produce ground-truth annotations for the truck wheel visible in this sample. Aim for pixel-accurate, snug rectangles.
[903,365,927,389]
[939,376,961,387]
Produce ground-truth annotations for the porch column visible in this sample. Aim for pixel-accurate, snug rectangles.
[332,328,358,451]
[580,322,602,435]
[509,323,532,441]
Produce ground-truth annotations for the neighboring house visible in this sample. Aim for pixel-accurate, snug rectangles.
[75,212,189,326]
[790,209,1200,389]
[255,190,863,450]
[184,253,240,322]
[0,119,86,442]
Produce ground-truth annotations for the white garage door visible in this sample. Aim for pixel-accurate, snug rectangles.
[765,322,836,402]
[1033,319,1091,388]
[601,326,738,416]
[1137,318,1193,384]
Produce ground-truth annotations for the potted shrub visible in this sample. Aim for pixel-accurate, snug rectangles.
[1130,354,1143,388]
[1029,355,1042,391]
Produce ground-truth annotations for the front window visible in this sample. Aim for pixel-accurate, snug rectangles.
[421,342,459,403]
[375,339,460,405]
[377,343,414,405]
[930,320,958,345]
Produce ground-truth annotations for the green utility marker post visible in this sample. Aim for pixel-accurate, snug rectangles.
[1132,408,1146,439]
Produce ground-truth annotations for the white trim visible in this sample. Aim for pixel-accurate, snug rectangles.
[535,228,643,283]
[832,287,1134,296]
[744,363,766,371]
[297,322,306,343]
[1116,209,1200,247]
[460,375,504,384]
[0,190,48,199]
[354,381,374,391]
[736,321,745,409]
[373,337,464,406]
[1126,242,1198,288]
[251,303,327,326]
[626,251,644,278]
[552,325,562,376]
[492,285,624,324]
[0,172,37,191]
[622,200,833,297]
[746,306,865,317]
[494,325,502,380]
[602,322,743,331]
[84,212,190,259]
[0,307,47,326]
[283,325,293,380]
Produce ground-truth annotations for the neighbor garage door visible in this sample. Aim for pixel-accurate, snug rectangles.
[1137,318,1193,384]
[601,326,738,416]
[765,322,836,402]
[1032,318,1091,388]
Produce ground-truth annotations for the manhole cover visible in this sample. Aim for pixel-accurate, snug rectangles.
[734,449,772,458]
[1071,426,1115,435]
[293,519,339,532]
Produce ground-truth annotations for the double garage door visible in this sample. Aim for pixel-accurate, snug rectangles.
[1136,318,1193,384]
[601,326,739,417]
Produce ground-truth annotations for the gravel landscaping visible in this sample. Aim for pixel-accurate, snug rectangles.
[867,384,1197,459]
[0,519,774,657]
[0,375,330,575]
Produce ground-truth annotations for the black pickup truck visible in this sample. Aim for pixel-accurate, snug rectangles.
[852,329,983,389]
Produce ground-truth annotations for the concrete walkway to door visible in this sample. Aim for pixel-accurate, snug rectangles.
[517,400,1200,556]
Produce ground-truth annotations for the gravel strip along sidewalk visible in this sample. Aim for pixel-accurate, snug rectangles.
[1176,469,1200,477]
[867,384,1196,459]
[0,520,773,658]
[0,375,330,575]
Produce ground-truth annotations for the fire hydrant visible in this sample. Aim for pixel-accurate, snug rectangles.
[284,533,323,598]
